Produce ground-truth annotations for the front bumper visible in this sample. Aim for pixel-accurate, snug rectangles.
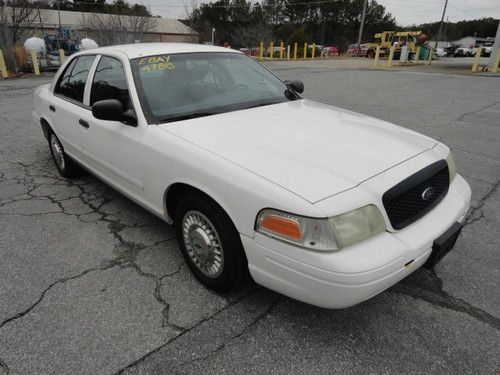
[242,174,471,308]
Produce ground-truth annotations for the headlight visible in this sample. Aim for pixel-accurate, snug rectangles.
[255,209,338,250]
[446,151,457,181]
[255,205,386,251]
[329,205,386,248]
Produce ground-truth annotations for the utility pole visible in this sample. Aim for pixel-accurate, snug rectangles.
[356,0,368,56]
[488,20,500,67]
[434,0,448,50]
[57,1,62,35]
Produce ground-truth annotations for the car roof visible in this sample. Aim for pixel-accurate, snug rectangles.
[84,43,242,59]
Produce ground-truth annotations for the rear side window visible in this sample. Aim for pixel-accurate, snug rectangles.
[55,55,95,103]
[90,56,130,110]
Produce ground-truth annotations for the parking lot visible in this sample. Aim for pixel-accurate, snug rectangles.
[0,61,499,374]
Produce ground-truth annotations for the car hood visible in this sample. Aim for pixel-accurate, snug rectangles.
[159,99,437,203]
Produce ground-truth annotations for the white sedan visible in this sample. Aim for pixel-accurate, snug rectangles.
[33,43,471,308]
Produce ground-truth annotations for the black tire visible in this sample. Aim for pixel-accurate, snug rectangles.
[48,131,83,178]
[175,191,250,293]
[366,49,375,59]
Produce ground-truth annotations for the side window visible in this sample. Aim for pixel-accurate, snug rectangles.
[90,56,130,110]
[55,55,95,103]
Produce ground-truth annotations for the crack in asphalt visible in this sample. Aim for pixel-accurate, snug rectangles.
[114,286,263,374]
[0,159,183,333]
[394,269,500,330]
[464,178,499,227]
[0,358,9,374]
[455,100,500,122]
[393,178,500,330]
[173,296,283,370]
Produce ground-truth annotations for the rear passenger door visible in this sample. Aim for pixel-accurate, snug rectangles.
[84,55,146,196]
[51,55,96,159]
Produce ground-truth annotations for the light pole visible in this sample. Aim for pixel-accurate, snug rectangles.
[434,0,449,51]
[211,27,216,46]
[356,0,368,57]
[488,20,500,68]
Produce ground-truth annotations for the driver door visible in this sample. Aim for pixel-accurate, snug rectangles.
[83,55,146,196]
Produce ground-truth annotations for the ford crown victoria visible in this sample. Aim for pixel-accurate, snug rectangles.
[33,43,471,308]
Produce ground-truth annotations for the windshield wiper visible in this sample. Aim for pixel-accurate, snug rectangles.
[158,112,217,123]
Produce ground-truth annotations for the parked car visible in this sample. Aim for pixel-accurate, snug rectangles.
[481,43,493,57]
[453,47,474,57]
[322,46,339,56]
[347,43,367,57]
[435,48,447,57]
[33,43,471,308]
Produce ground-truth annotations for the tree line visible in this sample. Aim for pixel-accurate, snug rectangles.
[186,0,397,50]
[402,18,499,42]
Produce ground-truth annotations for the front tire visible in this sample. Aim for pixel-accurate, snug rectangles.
[48,132,83,178]
[175,192,250,293]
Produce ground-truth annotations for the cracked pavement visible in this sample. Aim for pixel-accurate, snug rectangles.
[1,64,499,374]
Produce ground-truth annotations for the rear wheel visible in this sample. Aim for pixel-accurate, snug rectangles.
[175,192,250,292]
[366,49,375,59]
[48,132,83,178]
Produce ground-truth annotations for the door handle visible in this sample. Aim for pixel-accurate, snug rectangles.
[79,119,89,128]
[49,105,56,112]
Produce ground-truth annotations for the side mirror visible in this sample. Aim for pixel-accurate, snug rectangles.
[285,80,304,94]
[92,99,137,126]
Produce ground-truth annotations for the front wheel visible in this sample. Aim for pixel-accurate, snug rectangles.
[48,132,83,178]
[175,192,250,292]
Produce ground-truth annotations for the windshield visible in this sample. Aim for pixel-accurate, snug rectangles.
[131,52,295,123]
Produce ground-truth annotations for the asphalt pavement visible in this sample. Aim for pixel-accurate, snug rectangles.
[0,61,499,374]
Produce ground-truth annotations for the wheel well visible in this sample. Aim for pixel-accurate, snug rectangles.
[165,183,217,223]
[40,118,52,140]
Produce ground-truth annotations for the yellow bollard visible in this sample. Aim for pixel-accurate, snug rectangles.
[386,45,395,67]
[280,41,284,60]
[259,41,264,60]
[492,49,500,73]
[287,45,291,60]
[373,46,381,66]
[0,49,8,78]
[294,43,298,60]
[31,50,40,76]
[312,43,316,60]
[59,49,66,64]
[304,43,308,59]
[270,41,274,60]
[427,47,433,65]
[471,48,483,72]
[415,47,421,63]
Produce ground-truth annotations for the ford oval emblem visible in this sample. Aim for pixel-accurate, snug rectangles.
[421,187,435,201]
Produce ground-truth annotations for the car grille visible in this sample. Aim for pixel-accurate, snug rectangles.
[382,160,450,230]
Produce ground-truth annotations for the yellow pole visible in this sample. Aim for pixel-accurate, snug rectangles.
[427,47,433,65]
[259,41,264,60]
[492,49,500,73]
[304,43,308,59]
[287,45,291,60]
[280,41,284,60]
[31,50,40,76]
[471,47,482,72]
[386,45,395,67]
[294,43,298,60]
[312,43,316,59]
[0,49,8,78]
[270,41,274,60]
[373,46,381,66]
[415,47,421,63]
[59,49,66,64]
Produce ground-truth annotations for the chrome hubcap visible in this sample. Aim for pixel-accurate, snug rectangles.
[50,135,65,171]
[182,210,224,278]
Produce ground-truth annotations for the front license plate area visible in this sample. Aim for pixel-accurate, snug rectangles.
[424,222,463,268]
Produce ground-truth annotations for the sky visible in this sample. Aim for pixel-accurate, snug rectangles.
[137,0,500,27]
